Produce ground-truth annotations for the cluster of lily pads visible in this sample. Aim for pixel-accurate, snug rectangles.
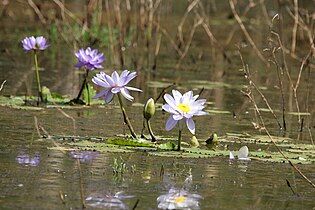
[21,36,207,151]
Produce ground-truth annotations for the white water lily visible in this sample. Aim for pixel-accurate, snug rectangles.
[162,90,207,135]
[157,175,202,210]
[229,146,250,161]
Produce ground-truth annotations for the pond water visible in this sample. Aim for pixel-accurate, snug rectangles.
[0,1,314,209]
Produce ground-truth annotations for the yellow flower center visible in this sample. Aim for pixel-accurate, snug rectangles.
[177,103,190,113]
[174,196,187,204]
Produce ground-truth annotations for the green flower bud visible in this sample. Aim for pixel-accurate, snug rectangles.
[143,98,155,120]
[190,136,200,147]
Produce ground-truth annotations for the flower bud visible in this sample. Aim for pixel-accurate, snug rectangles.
[190,136,200,147]
[143,98,155,120]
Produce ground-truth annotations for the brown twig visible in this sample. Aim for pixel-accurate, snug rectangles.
[229,0,268,66]
[239,53,315,189]
[27,0,46,24]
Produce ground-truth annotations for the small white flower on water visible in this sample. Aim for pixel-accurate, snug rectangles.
[229,146,250,161]
[162,90,207,135]
[157,189,202,210]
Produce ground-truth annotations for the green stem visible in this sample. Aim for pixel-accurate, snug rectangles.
[177,129,182,151]
[146,119,156,142]
[85,82,90,106]
[117,93,137,139]
[34,51,43,102]
[76,70,89,100]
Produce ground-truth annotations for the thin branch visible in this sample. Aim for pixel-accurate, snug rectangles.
[229,0,268,66]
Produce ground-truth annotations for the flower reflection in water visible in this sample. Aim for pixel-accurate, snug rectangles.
[157,175,202,210]
[16,153,40,166]
[69,151,99,163]
[85,192,134,209]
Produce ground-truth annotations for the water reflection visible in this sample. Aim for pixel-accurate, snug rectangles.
[16,153,40,166]
[69,150,99,163]
[157,175,202,210]
[85,192,134,209]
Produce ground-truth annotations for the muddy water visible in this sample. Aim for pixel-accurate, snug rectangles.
[0,1,315,209]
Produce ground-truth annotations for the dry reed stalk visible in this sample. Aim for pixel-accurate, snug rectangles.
[239,54,315,189]
[52,0,83,26]
[229,0,269,66]
[105,0,117,65]
[291,0,299,55]
[177,0,200,47]
[239,50,283,130]
[225,0,257,46]
[27,0,46,24]
[175,16,203,69]
[114,0,125,68]
[153,20,183,56]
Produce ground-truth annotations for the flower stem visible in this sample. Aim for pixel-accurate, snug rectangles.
[117,93,137,139]
[146,119,156,142]
[33,51,43,102]
[76,70,89,101]
[85,82,90,106]
[177,129,182,151]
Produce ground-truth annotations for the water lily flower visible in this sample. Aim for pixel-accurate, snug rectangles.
[16,153,40,167]
[93,70,141,139]
[72,47,105,105]
[157,189,202,210]
[21,36,49,51]
[92,70,142,103]
[86,192,133,209]
[75,47,105,70]
[21,36,49,103]
[157,175,202,210]
[229,146,250,161]
[162,90,207,135]
[69,151,99,163]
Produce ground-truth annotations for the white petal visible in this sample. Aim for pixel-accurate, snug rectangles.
[111,71,120,84]
[162,104,177,115]
[173,114,183,121]
[238,146,249,160]
[125,86,142,92]
[172,90,182,103]
[164,94,177,108]
[165,115,178,131]
[121,88,134,101]
[229,151,235,160]
[186,118,195,134]
[111,87,122,93]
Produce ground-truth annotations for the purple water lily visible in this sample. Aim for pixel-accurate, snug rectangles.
[92,70,141,138]
[75,47,105,70]
[92,70,142,103]
[21,36,49,51]
[16,153,40,167]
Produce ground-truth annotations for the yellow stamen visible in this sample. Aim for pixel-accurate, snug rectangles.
[174,196,186,204]
[177,103,190,113]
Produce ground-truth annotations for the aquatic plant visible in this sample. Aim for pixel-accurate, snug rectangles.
[73,47,105,105]
[162,90,207,150]
[92,70,142,138]
[21,36,49,103]
[143,98,157,142]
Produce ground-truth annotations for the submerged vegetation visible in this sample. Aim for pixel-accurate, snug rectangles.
[0,0,314,209]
